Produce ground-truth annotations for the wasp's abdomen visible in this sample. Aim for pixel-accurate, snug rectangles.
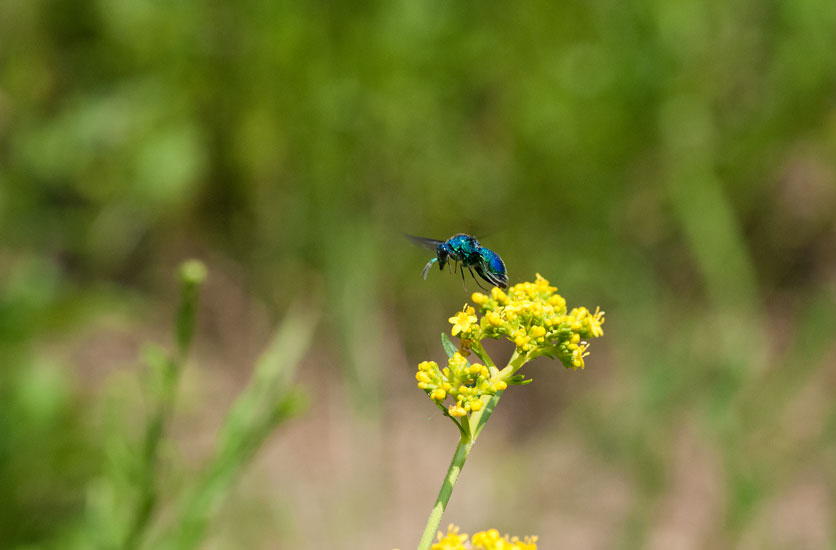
[480,248,508,287]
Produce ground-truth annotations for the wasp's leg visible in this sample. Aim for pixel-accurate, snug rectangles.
[468,267,490,291]
[460,264,468,291]
[474,263,504,289]
[421,257,437,280]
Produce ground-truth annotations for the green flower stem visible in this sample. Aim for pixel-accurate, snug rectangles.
[417,351,531,550]
[472,391,503,441]
[123,261,206,550]
[470,341,495,367]
[415,276,605,548]
[417,436,474,550]
[149,304,317,550]
[497,350,528,380]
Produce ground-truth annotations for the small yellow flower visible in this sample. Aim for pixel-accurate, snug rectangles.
[548,294,566,310]
[571,341,590,369]
[587,306,605,338]
[471,292,489,305]
[449,306,478,336]
[449,352,468,370]
[418,360,436,371]
[486,311,503,327]
[431,526,538,550]
[534,272,556,292]
[472,528,539,550]
[432,525,468,550]
[513,330,530,350]
[491,287,508,304]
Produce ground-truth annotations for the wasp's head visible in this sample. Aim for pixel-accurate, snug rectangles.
[436,243,450,270]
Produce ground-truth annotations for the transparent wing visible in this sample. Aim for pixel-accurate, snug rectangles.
[404,233,444,251]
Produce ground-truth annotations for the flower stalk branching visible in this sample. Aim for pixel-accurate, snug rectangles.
[415,275,605,550]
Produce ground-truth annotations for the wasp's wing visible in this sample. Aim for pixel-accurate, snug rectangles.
[404,233,444,251]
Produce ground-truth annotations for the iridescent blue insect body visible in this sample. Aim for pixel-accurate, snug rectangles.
[406,233,508,290]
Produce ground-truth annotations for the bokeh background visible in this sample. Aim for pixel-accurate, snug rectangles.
[2,1,836,548]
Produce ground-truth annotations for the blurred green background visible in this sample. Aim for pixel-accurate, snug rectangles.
[2,0,836,548]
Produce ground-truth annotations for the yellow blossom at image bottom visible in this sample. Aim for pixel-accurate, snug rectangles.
[471,529,538,550]
[431,525,538,550]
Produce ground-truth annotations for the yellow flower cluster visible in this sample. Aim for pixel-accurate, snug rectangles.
[471,529,538,550]
[431,525,538,550]
[418,275,604,424]
[431,525,468,550]
[469,274,604,369]
[417,353,508,418]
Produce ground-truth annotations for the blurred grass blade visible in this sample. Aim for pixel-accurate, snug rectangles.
[152,302,318,550]
[122,261,207,550]
[660,98,761,319]
[325,222,384,417]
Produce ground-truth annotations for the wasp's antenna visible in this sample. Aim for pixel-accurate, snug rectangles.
[421,257,437,280]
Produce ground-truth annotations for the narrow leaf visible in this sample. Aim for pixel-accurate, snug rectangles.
[440,332,458,359]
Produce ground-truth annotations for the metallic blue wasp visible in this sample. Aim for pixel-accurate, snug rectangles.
[406,233,508,290]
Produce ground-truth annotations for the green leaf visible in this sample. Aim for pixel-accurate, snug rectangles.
[440,332,458,359]
[508,374,533,385]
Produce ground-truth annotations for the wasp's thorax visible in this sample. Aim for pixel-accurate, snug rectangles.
[441,234,481,264]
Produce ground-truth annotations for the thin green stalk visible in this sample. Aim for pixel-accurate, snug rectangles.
[417,350,528,548]
[122,357,178,550]
[496,350,527,380]
[122,261,206,550]
[149,303,317,550]
[470,341,495,367]
[417,436,474,550]
[414,275,605,548]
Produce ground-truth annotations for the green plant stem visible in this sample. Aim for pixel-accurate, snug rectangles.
[149,304,317,550]
[122,359,178,550]
[417,436,474,550]
[470,341,495,367]
[416,349,531,548]
[496,350,527,380]
[121,261,205,550]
